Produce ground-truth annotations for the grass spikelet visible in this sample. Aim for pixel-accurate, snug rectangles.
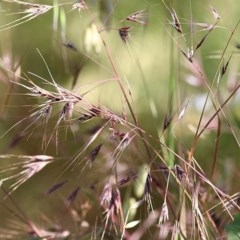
[174,164,186,183]
[1,1,52,31]
[119,27,132,43]
[170,9,182,34]
[118,173,137,187]
[143,173,154,212]
[72,0,88,12]
[11,155,53,192]
[192,184,208,240]
[194,23,215,53]
[100,182,124,239]
[87,143,102,165]
[159,202,169,225]
[210,6,221,20]
[158,204,170,239]
[65,187,80,209]
[163,112,173,131]
[221,55,232,77]
[0,155,53,192]
[3,221,70,239]
[60,101,74,121]
[44,180,68,196]
[100,182,112,208]
[62,41,78,51]
[125,10,148,25]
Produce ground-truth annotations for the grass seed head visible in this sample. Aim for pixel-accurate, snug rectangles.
[88,144,102,164]
[210,6,220,20]
[60,101,74,121]
[159,202,169,225]
[62,41,78,51]
[144,173,152,200]
[174,164,186,182]
[26,4,51,16]
[65,187,80,209]
[170,10,182,34]
[100,182,112,208]
[119,27,132,43]
[72,0,88,12]
[126,10,148,25]
[9,155,53,191]
[163,113,173,130]
[44,180,68,196]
